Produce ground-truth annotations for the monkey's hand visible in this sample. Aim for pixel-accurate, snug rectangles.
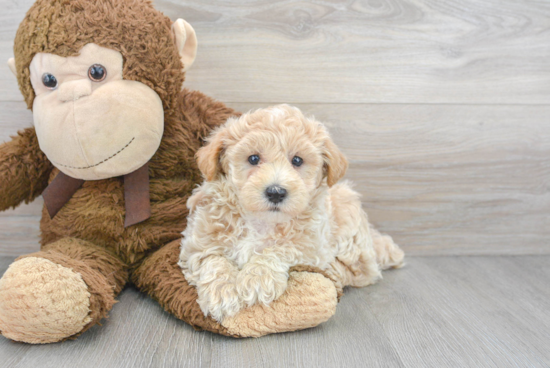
[0,128,52,211]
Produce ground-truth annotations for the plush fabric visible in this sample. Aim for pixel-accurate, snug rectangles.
[172,19,197,73]
[30,44,165,180]
[0,0,341,344]
[0,257,91,344]
[221,271,338,337]
[0,128,52,211]
[37,90,236,268]
[132,240,237,337]
[14,0,184,112]
[132,240,339,337]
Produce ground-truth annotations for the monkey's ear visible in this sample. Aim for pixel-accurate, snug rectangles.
[196,127,228,181]
[324,137,348,187]
[7,58,16,76]
[172,19,198,72]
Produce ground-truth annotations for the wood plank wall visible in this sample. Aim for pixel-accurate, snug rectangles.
[0,0,548,256]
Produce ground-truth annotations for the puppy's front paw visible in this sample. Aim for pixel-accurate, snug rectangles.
[236,263,288,307]
[196,280,242,322]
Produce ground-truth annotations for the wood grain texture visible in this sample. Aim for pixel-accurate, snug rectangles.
[364,256,550,368]
[1,0,550,104]
[0,1,549,256]
[0,102,32,144]
[161,0,550,104]
[1,255,549,367]
[1,102,549,256]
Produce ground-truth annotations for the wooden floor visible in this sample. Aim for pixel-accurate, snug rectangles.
[0,0,549,367]
[1,255,549,368]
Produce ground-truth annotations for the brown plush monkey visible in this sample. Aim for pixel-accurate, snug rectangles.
[0,0,338,344]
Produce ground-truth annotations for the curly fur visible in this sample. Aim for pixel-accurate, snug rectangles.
[179,105,405,322]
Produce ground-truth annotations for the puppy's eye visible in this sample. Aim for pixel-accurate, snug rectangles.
[292,156,303,167]
[88,64,107,82]
[42,73,58,89]
[248,155,260,165]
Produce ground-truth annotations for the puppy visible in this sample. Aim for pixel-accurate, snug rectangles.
[178,105,404,322]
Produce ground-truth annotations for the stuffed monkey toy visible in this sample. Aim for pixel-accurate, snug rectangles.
[0,0,339,344]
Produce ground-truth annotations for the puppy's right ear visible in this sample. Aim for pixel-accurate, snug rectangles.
[196,127,227,181]
[324,136,348,187]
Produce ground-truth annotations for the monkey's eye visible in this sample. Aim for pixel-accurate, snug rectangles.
[88,64,107,82]
[292,156,304,167]
[248,155,260,165]
[42,73,58,89]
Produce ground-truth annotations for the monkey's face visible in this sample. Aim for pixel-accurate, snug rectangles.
[29,43,164,180]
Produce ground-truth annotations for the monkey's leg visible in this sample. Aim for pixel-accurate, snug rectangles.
[133,240,339,337]
[0,238,128,344]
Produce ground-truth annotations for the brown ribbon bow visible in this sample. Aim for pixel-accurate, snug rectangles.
[42,163,151,228]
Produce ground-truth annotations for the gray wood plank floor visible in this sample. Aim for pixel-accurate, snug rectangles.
[1,255,548,368]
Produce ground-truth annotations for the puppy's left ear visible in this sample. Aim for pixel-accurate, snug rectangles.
[196,127,227,181]
[324,137,348,187]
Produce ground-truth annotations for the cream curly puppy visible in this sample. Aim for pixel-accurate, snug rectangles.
[178,105,404,322]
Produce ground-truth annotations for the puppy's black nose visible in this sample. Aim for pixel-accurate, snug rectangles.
[265,185,287,204]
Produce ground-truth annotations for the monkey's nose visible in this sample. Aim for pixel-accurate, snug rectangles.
[265,185,287,204]
[57,79,93,102]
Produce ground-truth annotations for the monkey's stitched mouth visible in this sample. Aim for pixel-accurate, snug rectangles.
[53,137,135,170]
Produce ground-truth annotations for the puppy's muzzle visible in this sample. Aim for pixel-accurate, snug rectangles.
[265,185,287,204]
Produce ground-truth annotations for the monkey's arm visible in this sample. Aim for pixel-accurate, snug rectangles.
[0,127,53,211]
[180,88,240,139]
